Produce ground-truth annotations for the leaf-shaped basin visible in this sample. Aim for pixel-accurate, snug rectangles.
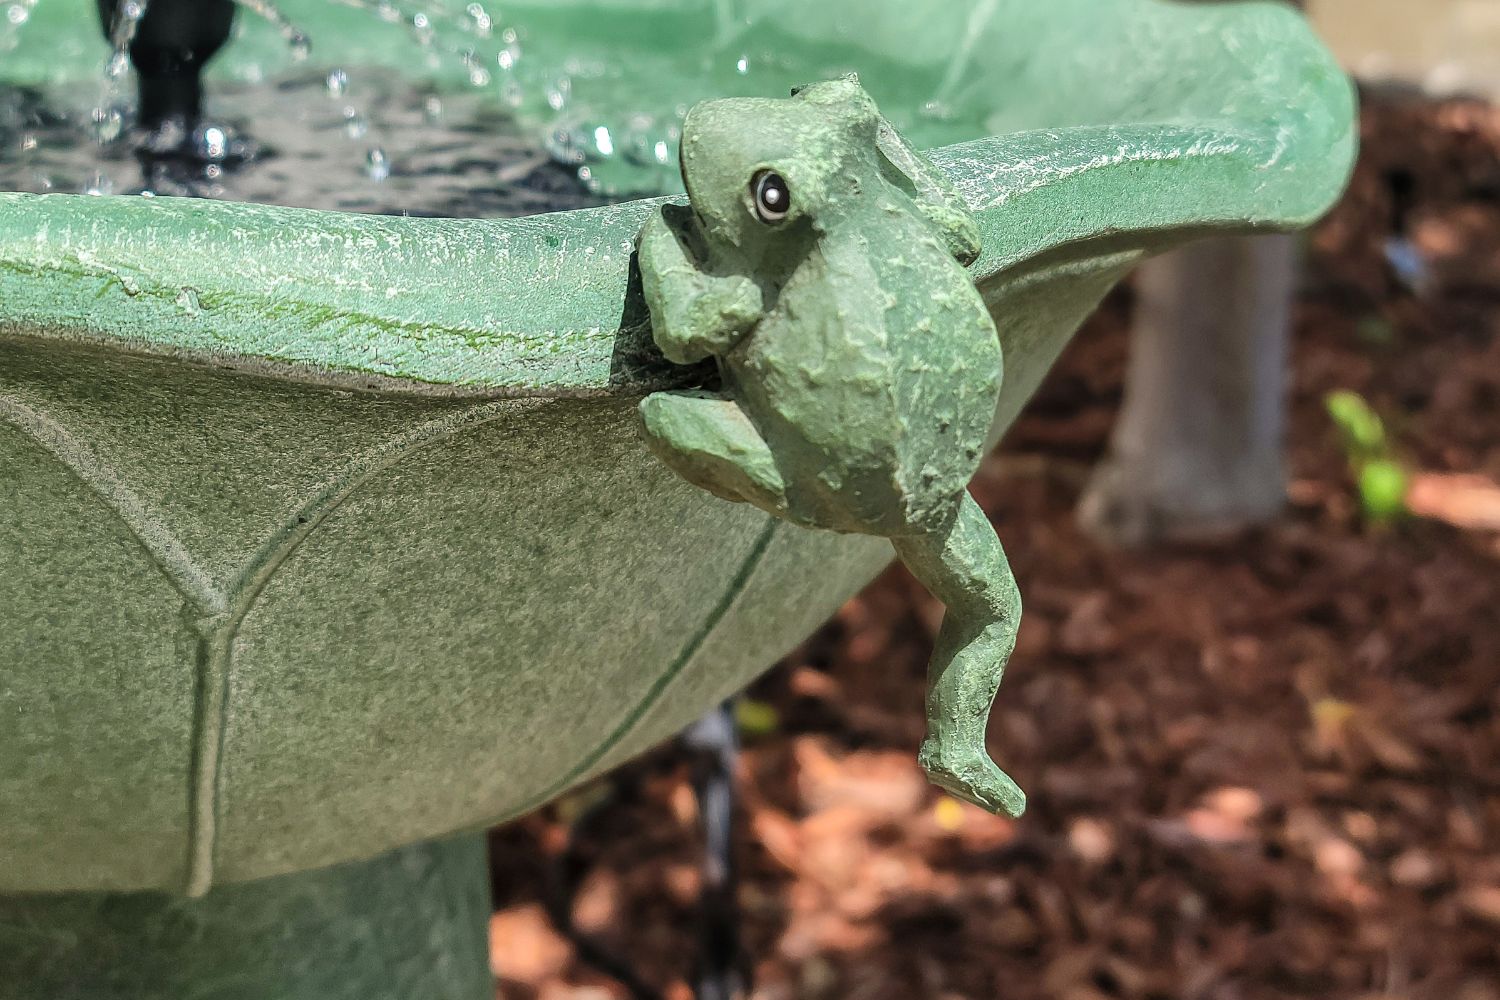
[0,0,1355,893]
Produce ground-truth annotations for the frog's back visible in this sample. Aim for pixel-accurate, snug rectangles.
[727,211,1000,535]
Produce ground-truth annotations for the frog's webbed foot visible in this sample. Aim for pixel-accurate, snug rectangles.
[637,206,762,365]
[892,491,1025,817]
[639,390,788,516]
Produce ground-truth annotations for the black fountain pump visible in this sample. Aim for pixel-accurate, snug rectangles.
[95,0,238,131]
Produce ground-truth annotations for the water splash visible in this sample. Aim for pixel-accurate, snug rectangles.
[229,0,311,62]
[329,0,520,88]
[91,0,149,145]
[6,0,967,199]
[2,63,599,216]
[317,66,394,178]
[105,1,149,67]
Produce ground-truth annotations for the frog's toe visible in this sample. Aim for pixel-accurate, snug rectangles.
[918,738,1026,818]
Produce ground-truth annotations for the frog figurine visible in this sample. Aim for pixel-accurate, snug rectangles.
[636,75,1025,817]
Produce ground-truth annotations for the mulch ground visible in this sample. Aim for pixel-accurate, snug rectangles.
[487,90,1500,1000]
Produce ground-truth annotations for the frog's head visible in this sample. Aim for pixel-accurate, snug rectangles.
[678,75,884,263]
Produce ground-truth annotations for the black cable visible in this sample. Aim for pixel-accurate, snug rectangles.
[542,699,746,1000]
[683,700,749,1000]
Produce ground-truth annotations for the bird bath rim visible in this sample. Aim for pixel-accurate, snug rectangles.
[0,114,1357,404]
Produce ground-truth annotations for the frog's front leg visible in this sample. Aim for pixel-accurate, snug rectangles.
[637,206,763,365]
[640,390,788,516]
[892,491,1026,817]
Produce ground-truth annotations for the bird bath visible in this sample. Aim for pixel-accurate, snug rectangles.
[0,0,1354,995]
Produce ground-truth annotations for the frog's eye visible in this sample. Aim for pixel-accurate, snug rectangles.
[750,169,790,224]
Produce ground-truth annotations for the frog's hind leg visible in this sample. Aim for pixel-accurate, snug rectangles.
[875,118,981,266]
[639,390,788,516]
[892,491,1026,817]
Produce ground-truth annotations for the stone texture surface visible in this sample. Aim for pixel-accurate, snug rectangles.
[0,0,1356,894]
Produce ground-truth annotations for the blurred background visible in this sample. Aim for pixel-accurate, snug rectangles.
[484,3,1500,998]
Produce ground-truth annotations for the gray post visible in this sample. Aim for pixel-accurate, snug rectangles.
[1079,234,1300,545]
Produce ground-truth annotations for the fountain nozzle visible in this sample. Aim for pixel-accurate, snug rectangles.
[95,0,237,132]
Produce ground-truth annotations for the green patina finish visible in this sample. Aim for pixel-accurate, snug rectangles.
[638,78,1024,814]
[0,0,1356,901]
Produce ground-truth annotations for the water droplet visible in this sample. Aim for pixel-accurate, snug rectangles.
[410,11,434,46]
[546,77,571,112]
[199,125,228,160]
[496,46,515,71]
[462,51,491,87]
[364,147,390,181]
[342,108,368,139]
[545,126,584,165]
[326,68,349,97]
[422,95,443,123]
[105,51,130,79]
[920,99,954,121]
[18,132,36,153]
[465,2,491,36]
[6,4,31,26]
[121,1,144,22]
[653,140,670,164]
[592,125,613,157]
[288,30,311,61]
[90,106,124,144]
[83,172,114,196]
[736,55,749,75]
[501,26,517,44]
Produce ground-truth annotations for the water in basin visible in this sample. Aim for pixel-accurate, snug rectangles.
[0,70,609,216]
[0,0,1016,216]
[0,0,622,216]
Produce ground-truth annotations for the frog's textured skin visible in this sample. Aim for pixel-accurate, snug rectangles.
[637,77,1025,817]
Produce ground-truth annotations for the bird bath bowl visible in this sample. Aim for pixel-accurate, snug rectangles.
[0,0,1354,995]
